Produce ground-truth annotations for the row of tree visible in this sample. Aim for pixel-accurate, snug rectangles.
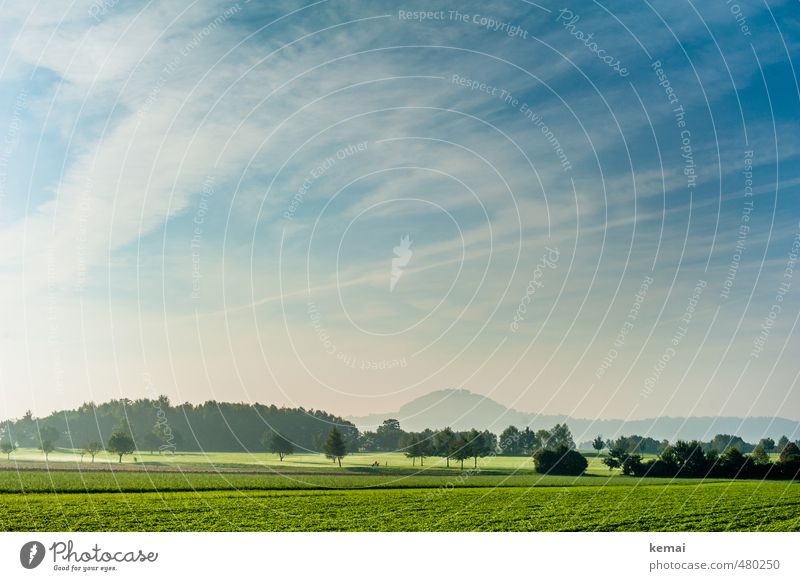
[357,420,575,455]
[602,439,800,480]
[588,433,794,456]
[0,421,139,464]
[266,423,581,471]
[266,426,500,470]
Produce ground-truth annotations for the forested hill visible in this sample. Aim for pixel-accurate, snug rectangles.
[0,398,359,453]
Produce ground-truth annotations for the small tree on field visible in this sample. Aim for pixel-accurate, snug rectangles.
[592,436,605,454]
[107,428,136,463]
[263,431,294,461]
[777,436,789,451]
[84,441,101,463]
[1,441,16,460]
[324,427,347,467]
[40,439,55,461]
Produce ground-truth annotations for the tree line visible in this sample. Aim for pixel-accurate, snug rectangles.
[0,397,359,461]
[600,437,800,480]
[586,433,788,456]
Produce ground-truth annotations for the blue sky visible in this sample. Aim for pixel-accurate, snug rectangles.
[0,0,799,425]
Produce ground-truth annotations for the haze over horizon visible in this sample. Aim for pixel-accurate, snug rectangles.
[1,1,798,425]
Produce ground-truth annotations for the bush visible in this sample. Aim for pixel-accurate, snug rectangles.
[533,445,588,476]
[634,459,674,478]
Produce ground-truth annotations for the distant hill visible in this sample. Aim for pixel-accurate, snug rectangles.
[347,389,800,443]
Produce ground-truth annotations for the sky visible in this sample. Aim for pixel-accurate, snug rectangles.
[0,0,798,423]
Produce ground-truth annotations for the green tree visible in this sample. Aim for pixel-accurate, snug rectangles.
[1,441,15,460]
[153,421,179,453]
[263,431,294,461]
[107,427,136,463]
[450,434,471,470]
[533,445,588,475]
[518,427,541,454]
[759,438,776,453]
[657,440,714,477]
[358,431,377,451]
[592,435,605,454]
[434,428,457,468]
[779,442,800,463]
[709,434,748,454]
[535,429,551,451]
[621,454,643,476]
[603,445,628,471]
[39,425,59,445]
[402,433,424,466]
[535,424,575,451]
[777,435,789,451]
[142,432,162,454]
[465,429,494,468]
[719,446,747,471]
[84,441,102,463]
[324,427,347,467]
[166,428,183,453]
[499,426,521,455]
[40,439,55,461]
[750,445,771,465]
[549,424,575,450]
[376,418,404,451]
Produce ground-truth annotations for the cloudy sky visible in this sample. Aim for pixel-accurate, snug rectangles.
[0,0,798,424]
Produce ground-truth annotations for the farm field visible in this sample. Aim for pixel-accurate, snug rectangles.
[0,466,726,493]
[0,451,797,532]
[1,480,797,532]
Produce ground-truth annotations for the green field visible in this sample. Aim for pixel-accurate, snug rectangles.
[3,482,798,532]
[1,450,797,532]
[4,447,606,471]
